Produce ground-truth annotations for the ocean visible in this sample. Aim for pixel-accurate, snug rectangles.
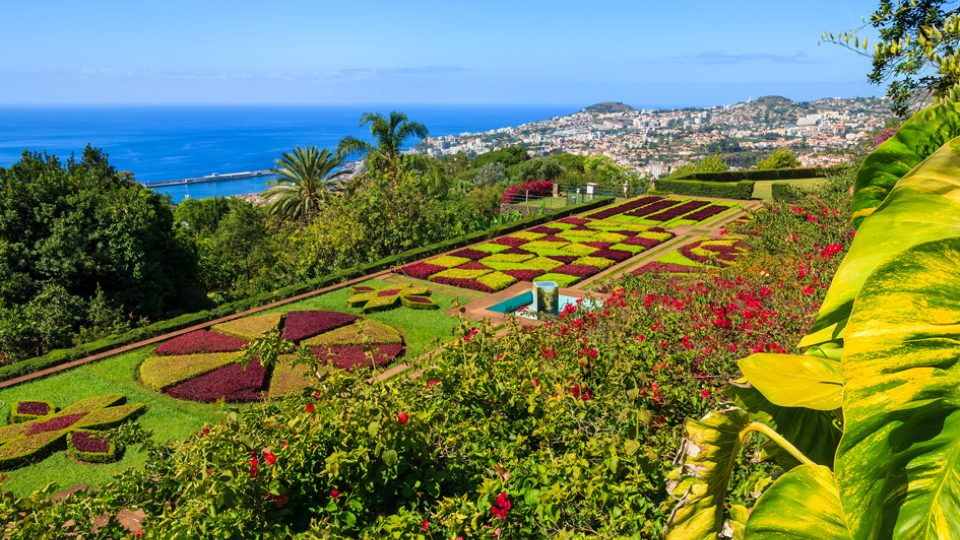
[0,105,580,202]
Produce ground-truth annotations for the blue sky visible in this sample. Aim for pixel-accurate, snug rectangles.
[0,0,887,107]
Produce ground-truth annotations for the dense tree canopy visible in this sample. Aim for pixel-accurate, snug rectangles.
[471,146,529,169]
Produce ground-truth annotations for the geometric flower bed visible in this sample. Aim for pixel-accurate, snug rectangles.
[347,284,439,311]
[0,394,145,469]
[139,311,406,403]
[635,235,748,274]
[584,195,741,225]
[396,216,675,292]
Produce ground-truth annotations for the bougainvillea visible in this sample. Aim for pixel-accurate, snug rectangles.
[153,330,248,356]
[281,311,360,343]
[0,394,144,469]
[501,180,552,204]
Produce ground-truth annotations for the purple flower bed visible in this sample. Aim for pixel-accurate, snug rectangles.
[678,241,739,266]
[538,235,569,243]
[650,227,669,233]
[632,262,705,275]
[448,248,489,260]
[582,242,615,249]
[622,236,664,248]
[282,311,361,343]
[27,413,89,436]
[556,217,591,225]
[644,201,711,222]
[71,431,110,454]
[312,343,406,371]
[153,330,248,356]
[378,289,402,297]
[609,230,639,237]
[351,286,376,293]
[398,262,447,280]
[501,247,536,255]
[546,255,580,264]
[590,249,634,262]
[165,360,268,403]
[501,269,546,281]
[491,236,530,247]
[528,226,563,235]
[679,241,713,264]
[570,226,595,231]
[683,205,729,222]
[458,261,493,270]
[429,276,495,293]
[404,296,433,304]
[588,196,664,219]
[17,402,51,416]
[552,265,601,278]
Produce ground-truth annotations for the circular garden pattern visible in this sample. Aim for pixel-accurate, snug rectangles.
[140,311,406,404]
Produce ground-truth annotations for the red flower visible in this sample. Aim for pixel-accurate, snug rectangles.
[422,520,430,531]
[802,286,815,295]
[425,380,439,388]
[492,492,511,520]
[249,458,259,478]
[331,489,340,499]
[264,452,277,465]
[135,531,144,538]
[701,389,710,398]
[305,403,315,412]
[270,493,290,508]
[398,412,409,424]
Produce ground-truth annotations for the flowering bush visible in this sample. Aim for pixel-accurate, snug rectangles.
[153,330,248,356]
[501,180,552,204]
[312,343,406,371]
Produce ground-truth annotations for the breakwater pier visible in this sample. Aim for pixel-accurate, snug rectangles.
[142,170,273,188]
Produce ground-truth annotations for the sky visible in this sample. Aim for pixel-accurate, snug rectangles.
[0,0,890,107]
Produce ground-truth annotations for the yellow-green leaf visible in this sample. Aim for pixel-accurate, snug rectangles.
[839,237,960,539]
[738,353,842,410]
[800,133,960,348]
[746,465,851,539]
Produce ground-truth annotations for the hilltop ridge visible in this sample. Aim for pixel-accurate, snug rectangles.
[580,102,637,114]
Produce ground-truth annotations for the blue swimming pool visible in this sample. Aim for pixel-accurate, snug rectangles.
[487,292,598,318]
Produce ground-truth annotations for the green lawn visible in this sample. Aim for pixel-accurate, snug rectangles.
[752,178,826,200]
[0,278,460,495]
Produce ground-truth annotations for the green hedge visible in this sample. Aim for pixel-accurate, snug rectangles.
[655,179,755,200]
[674,166,846,183]
[0,197,614,384]
[771,182,803,203]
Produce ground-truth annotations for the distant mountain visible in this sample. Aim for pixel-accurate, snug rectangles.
[752,95,794,105]
[580,102,637,114]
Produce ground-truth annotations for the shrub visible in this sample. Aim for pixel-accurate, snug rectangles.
[397,263,446,281]
[9,401,56,424]
[428,277,494,292]
[476,272,518,292]
[533,273,581,287]
[509,231,547,241]
[631,262,704,275]
[401,296,440,310]
[67,430,118,464]
[470,243,512,254]
[545,255,580,265]
[490,236,529,247]
[572,256,616,269]
[655,179,755,199]
[480,253,536,263]
[502,180,553,204]
[525,257,564,271]
[672,165,844,182]
[524,240,570,250]
[153,330,248,356]
[559,243,598,256]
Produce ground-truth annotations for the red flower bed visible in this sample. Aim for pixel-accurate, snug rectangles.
[501,269,546,281]
[546,255,580,264]
[429,276,495,293]
[282,311,361,343]
[538,235,569,243]
[458,261,493,270]
[398,263,447,280]
[683,205,729,222]
[679,241,739,266]
[645,201,710,222]
[590,249,633,262]
[404,296,434,304]
[501,247,536,255]
[27,413,88,436]
[556,217,590,225]
[491,236,529,247]
[588,196,664,219]
[448,249,489,260]
[623,200,683,218]
[311,343,406,371]
[552,265,601,278]
[528,226,563,235]
[651,227,669,233]
[631,262,705,275]
[609,230,639,237]
[377,289,402,297]
[582,242,614,249]
[17,401,51,416]
[71,431,110,454]
[153,330,247,356]
[622,236,663,248]
[570,226,595,231]
[165,360,268,403]
[502,180,552,204]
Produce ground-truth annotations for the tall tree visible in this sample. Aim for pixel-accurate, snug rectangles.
[822,0,960,116]
[264,146,347,222]
[335,112,430,176]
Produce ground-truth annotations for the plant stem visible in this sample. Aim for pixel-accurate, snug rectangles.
[743,422,815,466]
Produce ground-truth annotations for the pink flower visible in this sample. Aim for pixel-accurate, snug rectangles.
[422,520,430,531]
[330,489,340,499]
[305,403,315,412]
[398,412,409,424]
[802,286,815,295]
[249,458,259,478]
[264,452,277,465]
[701,389,710,398]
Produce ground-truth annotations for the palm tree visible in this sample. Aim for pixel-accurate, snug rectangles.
[263,146,347,222]
[336,112,430,177]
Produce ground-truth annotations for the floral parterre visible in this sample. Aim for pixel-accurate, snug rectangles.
[396,214,677,292]
[346,284,438,312]
[0,394,144,469]
[139,311,407,403]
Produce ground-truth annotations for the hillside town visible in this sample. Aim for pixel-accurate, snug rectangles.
[415,96,897,177]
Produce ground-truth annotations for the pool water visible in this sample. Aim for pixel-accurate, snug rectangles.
[487,292,598,319]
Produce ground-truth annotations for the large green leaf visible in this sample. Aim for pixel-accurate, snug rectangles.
[665,408,751,539]
[738,353,842,410]
[746,465,851,539]
[838,237,960,539]
[800,135,960,348]
[727,383,841,469]
[851,101,960,228]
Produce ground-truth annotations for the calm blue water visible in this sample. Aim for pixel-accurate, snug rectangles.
[0,105,579,201]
